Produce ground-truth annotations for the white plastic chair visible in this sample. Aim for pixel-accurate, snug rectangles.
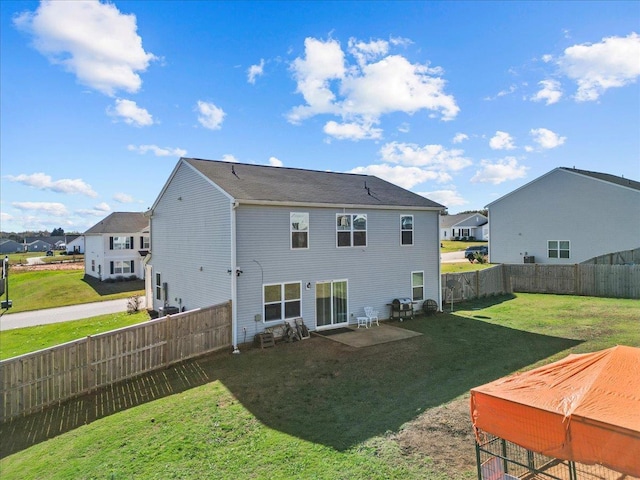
[364,307,379,326]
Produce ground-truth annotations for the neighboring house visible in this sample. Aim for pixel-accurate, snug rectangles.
[26,239,53,252]
[0,239,23,254]
[147,158,445,351]
[66,235,85,254]
[487,167,640,264]
[84,212,150,281]
[440,213,488,241]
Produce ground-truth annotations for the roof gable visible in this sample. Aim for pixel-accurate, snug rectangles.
[182,158,444,209]
[85,212,148,235]
[440,213,487,228]
[487,167,640,208]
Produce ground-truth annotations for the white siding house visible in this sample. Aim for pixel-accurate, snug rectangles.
[440,213,488,241]
[148,158,445,351]
[84,212,149,281]
[487,167,640,264]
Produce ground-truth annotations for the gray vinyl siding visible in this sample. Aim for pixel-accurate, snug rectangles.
[489,169,640,264]
[234,205,440,335]
[150,162,232,312]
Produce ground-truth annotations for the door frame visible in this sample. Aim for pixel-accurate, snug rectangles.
[315,279,349,330]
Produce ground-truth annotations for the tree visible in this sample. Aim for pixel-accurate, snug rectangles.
[51,227,65,236]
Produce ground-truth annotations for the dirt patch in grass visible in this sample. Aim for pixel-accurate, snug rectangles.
[395,396,477,476]
[12,262,83,271]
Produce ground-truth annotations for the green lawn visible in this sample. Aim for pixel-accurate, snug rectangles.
[441,262,493,273]
[1,293,638,479]
[4,270,144,313]
[440,239,486,253]
[0,310,150,360]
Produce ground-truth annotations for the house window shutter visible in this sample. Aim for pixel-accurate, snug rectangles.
[130,260,135,273]
[110,261,114,275]
[140,236,144,249]
[130,237,134,249]
[109,237,114,250]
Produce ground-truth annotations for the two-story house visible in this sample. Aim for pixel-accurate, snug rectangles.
[147,158,445,351]
[487,167,640,264]
[84,212,150,281]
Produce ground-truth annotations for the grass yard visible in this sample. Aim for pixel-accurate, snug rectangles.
[0,310,150,360]
[1,294,638,479]
[441,262,493,273]
[440,239,486,253]
[4,269,144,313]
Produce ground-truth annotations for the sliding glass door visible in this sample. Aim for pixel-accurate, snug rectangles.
[316,280,348,329]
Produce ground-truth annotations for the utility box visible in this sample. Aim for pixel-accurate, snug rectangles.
[159,306,180,316]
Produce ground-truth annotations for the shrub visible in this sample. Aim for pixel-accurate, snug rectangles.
[127,295,142,314]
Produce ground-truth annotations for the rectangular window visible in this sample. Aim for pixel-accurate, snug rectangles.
[401,215,413,246]
[412,271,424,301]
[548,240,570,259]
[264,282,301,322]
[112,236,132,250]
[155,273,162,300]
[113,260,132,275]
[91,259,95,272]
[336,213,367,247]
[290,212,309,249]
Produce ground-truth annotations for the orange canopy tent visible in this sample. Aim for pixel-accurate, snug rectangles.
[470,345,640,477]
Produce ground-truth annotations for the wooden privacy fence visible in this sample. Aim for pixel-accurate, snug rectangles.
[0,301,232,423]
[582,247,640,265]
[441,264,640,303]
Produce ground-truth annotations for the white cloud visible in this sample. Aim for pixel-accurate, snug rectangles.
[323,120,382,141]
[127,144,187,157]
[113,192,134,203]
[268,157,283,167]
[452,133,468,144]
[196,100,225,130]
[471,157,528,185]
[1,212,13,223]
[76,202,112,216]
[14,0,156,96]
[397,122,410,133]
[221,154,238,163]
[12,201,68,216]
[248,59,265,84]
[530,128,566,149]
[288,36,458,139]
[6,172,97,197]
[531,79,563,105]
[348,164,447,189]
[489,131,516,150]
[109,99,153,126]
[379,141,471,171]
[419,189,467,207]
[556,33,640,101]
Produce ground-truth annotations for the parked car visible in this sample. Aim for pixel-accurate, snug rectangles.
[46,250,54,256]
[464,245,488,261]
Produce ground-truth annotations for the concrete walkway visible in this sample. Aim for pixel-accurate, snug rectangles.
[0,297,146,331]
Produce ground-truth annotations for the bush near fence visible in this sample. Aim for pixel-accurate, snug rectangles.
[0,302,232,423]
[441,264,640,304]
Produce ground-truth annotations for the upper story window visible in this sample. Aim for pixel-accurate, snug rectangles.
[111,236,132,250]
[548,240,570,259]
[155,273,162,300]
[291,212,309,249]
[337,214,367,247]
[142,236,150,249]
[401,215,413,246]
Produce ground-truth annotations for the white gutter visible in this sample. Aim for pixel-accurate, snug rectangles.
[231,200,240,354]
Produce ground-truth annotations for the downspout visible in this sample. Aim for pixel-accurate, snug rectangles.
[231,200,240,354]
[437,210,443,311]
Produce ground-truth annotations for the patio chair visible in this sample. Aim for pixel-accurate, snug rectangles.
[364,307,379,326]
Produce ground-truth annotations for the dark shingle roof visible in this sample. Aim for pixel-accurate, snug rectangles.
[184,158,444,209]
[85,212,148,235]
[560,167,640,191]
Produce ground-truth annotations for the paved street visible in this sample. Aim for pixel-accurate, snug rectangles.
[0,297,145,331]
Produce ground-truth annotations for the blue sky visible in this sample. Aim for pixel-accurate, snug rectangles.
[1,0,639,233]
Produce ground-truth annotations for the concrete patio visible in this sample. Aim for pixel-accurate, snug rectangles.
[313,323,422,348]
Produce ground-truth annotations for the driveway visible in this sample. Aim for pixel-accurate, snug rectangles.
[26,256,45,265]
[441,251,467,263]
[0,297,146,331]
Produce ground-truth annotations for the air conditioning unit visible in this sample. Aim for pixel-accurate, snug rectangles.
[523,256,535,264]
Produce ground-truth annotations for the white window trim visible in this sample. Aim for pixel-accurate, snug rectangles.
[401,214,414,246]
[336,213,367,248]
[411,270,424,302]
[113,260,132,275]
[290,212,309,250]
[112,236,131,250]
[263,281,302,324]
[548,240,570,259]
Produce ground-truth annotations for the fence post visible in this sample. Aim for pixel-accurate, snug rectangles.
[86,335,94,394]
